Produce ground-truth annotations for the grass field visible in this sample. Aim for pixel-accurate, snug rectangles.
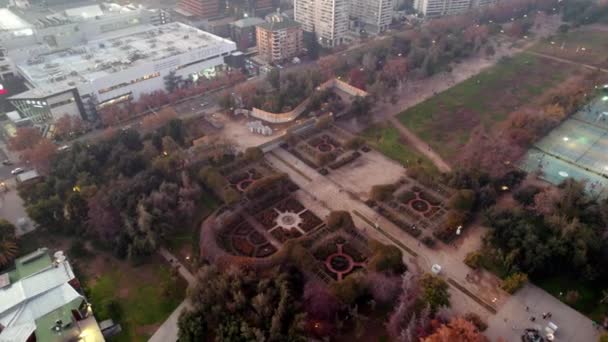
[360,123,437,172]
[531,28,608,68]
[397,53,577,160]
[87,260,186,342]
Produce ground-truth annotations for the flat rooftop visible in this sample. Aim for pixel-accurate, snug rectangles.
[10,1,146,28]
[13,22,235,99]
[0,8,33,31]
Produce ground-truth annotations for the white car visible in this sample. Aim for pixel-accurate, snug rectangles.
[11,167,24,175]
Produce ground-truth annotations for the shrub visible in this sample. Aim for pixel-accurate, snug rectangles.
[448,189,476,212]
[315,115,334,129]
[328,151,361,169]
[464,251,482,269]
[513,185,541,206]
[329,272,367,305]
[367,240,405,274]
[243,147,263,161]
[501,272,528,294]
[370,184,397,202]
[69,240,90,259]
[600,333,608,342]
[326,211,355,231]
[344,137,364,150]
[464,312,488,331]
[421,236,436,248]
[244,173,287,199]
[565,290,580,305]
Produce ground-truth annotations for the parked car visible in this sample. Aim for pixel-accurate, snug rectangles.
[11,167,24,175]
[2,159,13,165]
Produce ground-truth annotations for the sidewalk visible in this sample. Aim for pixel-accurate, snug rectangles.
[148,248,195,342]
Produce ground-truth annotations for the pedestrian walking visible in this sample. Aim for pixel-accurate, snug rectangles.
[530,316,536,322]
[542,313,547,319]
[547,312,552,319]
[525,306,529,312]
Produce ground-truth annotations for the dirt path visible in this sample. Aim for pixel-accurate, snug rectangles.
[525,50,608,73]
[387,116,452,173]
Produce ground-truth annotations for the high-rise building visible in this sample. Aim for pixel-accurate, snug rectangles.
[294,0,348,47]
[231,17,266,51]
[350,0,393,34]
[414,0,497,17]
[256,14,303,63]
[178,0,220,19]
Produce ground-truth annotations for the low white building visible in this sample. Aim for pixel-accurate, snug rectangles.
[9,22,237,123]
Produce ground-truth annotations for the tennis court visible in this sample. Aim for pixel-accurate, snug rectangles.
[520,95,608,196]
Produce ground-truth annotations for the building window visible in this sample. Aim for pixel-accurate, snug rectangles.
[98,72,160,94]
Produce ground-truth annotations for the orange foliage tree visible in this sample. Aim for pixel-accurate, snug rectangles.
[424,317,487,342]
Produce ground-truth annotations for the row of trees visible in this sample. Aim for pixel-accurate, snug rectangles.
[99,70,246,126]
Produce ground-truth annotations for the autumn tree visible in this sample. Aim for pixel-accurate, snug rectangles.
[424,317,487,342]
[8,127,42,151]
[20,138,57,173]
[141,107,177,131]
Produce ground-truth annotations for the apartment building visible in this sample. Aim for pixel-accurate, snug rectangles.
[294,0,348,47]
[256,14,303,63]
[177,0,220,19]
[414,0,497,17]
[350,0,393,34]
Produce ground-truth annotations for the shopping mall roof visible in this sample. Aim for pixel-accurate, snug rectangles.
[0,8,33,31]
[12,22,235,99]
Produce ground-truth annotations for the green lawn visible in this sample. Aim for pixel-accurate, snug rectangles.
[397,53,576,160]
[536,275,608,322]
[360,123,437,173]
[531,29,608,68]
[88,264,186,342]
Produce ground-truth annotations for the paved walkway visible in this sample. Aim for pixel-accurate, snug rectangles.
[526,50,608,73]
[148,248,195,342]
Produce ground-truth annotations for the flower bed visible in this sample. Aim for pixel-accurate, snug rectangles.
[256,209,279,230]
[398,191,417,203]
[419,191,442,206]
[300,210,323,232]
[249,231,267,245]
[232,236,255,256]
[270,228,303,243]
[377,206,422,238]
[276,198,306,213]
[342,243,368,263]
[234,222,254,236]
[255,243,277,258]
[328,151,361,169]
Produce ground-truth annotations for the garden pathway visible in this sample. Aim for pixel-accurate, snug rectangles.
[148,248,195,342]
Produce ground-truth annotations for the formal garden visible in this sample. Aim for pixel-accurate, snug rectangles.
[284,122,369,174]
[368,175,458,247]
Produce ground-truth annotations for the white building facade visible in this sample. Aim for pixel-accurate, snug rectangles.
[414,0,497,17]
[9,22,236,123]
[294,0,348,47]
[350,0,393,34]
